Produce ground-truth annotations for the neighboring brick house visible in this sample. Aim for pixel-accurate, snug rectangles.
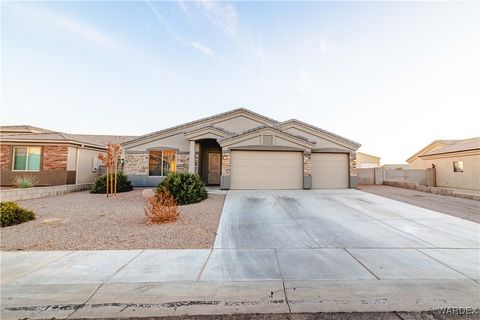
[0,126,137,186]
[122,108,361,189]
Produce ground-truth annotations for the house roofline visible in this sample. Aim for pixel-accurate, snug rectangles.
[122,108,279,147]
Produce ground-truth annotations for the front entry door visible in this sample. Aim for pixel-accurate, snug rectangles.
[207,153,221,185]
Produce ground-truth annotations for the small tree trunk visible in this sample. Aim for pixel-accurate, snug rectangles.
[114,159,118,196]
[106,166,109,198]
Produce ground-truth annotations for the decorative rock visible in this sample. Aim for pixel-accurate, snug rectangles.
[142,189,155,198]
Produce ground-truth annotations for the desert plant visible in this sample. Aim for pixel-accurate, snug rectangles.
[0,202,35,227]
[157,172,208,205]
[12,174,39,188]
[91,172,133,194]
[98,144,123,197]
[144,188,179,224]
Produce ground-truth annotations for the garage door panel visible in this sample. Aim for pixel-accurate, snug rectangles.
[230,151,303,189]
[311,153,349,189]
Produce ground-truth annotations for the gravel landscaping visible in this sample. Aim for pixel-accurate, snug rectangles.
[358,185,480,223]
[0,189,225,251]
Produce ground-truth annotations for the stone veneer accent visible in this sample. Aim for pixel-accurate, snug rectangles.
[303,152,311,176]
[124,153,149,175]
[1,145,12,170]
[176,152,189,173]
[43,146,68,170]
[349,152,357,177]
[195,152,200,175]
[221,149,231,176]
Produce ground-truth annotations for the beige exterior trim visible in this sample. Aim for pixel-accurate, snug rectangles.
[406,141,448,163]
[123,109,278,149]
[220,127,315,149]
[277,119,360,150]
[420,149,480,160]
[184,127,232,140]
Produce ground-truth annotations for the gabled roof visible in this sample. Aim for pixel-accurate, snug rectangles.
[406,139,462,163]
[218,125,317,148]
[0,125,55,135]
[421,137,480,157]
[0,132,138,149]
[277,118,361,149]
[123,108,279,147]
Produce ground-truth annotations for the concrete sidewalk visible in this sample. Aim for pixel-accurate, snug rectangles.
[2,190,479,319]
[1,249,479,319]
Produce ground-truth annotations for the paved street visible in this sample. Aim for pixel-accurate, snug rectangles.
[1,190,479,319]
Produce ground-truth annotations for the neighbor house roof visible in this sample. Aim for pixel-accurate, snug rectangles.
[0,132,138,149]
[0,125,55,135]
[406,139,461,163]
[421,137,480,157]
[357,151,381,161]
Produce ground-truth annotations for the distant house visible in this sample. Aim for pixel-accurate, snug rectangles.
[406,138,480,190]
[0,126,137,187]
[356,152,381,168]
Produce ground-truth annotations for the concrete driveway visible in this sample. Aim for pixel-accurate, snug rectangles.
[1,189,479,319]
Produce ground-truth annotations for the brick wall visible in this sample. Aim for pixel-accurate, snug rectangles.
[1,145,12,170]
[43,146,68,170]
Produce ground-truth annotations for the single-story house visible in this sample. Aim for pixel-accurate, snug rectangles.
[122,108,361,189]
[411,137,479,191]
[0,126,137,186]
[356,152,381,168]
[406,139,463,170]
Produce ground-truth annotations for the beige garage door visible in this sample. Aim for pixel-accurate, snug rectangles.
[311,153,349,189]
[230,151,303,189]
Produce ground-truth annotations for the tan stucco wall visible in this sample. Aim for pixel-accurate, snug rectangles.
[226,136,262,148]
[408,144,447,169]
[409,157,433,169]
[431,154,480,190]
[77,148,99,184]
[356,153,380,167]
[67,147,77,171]
[128,133,190,152]
[213,116,265,133]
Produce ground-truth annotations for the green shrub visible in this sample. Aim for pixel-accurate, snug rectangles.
[1,202,35,227]
[12,174,39,188]
[157,173,208,205]
[91,172,133,194]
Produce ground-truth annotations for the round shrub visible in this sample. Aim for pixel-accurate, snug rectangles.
[157,172,208,205]
[91,172,133,194]
[1,202,35,227]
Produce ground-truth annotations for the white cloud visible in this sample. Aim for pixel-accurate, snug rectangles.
[6,3,118,49]
[198,0,238,39]
[5,2,167,78]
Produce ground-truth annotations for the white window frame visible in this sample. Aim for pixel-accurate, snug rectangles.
[148,149,177,176]
[12,146,42,172]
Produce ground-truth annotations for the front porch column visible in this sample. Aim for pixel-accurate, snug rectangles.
[188,140,195,174]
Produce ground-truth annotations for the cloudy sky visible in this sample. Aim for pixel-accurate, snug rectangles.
[1,1,479,163]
